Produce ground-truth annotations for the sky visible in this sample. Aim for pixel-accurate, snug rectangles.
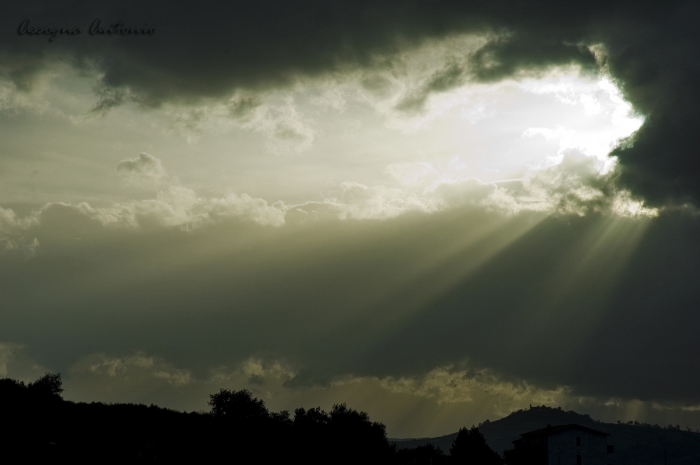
[2,0,700,438]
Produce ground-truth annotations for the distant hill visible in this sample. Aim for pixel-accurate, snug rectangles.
[390,405,700,464]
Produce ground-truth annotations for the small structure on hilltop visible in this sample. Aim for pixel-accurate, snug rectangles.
[505,424,614,465]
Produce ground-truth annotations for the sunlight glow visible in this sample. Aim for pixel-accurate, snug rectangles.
[517,72,644,173]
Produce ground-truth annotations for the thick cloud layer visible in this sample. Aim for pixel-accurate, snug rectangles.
[0,151,692,432]
[1,197,699,418]
[2,1,698,203]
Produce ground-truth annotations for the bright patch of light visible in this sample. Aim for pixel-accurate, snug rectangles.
[380,66,644,196]
[598,77,644,134]
[517,71,644,174]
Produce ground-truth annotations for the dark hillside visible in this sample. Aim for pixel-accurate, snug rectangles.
[392,405,700,464]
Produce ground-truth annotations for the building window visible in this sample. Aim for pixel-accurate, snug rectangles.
[577,455,582,465]
[576,437,581,446]
[607,445,614,453]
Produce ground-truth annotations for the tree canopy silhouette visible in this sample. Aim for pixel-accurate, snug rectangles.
[396,442,448,465]
[327,403,394,465]
[28,372,63,398]
[208,388,268,420]
[0,373,393,463]
[450,426,503,465]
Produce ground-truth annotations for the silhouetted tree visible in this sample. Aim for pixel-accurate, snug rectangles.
[28,372,63,398]
[0,374,65,461]
[0,377,29,437]
[292,407,331,463]
[396,442,447,465]
[270,409,292,425]
[0,374,401,464]
[294,406,330,426]
[208,388,268,420]
[207,388,278,461]
[450,426,502,465]
[328,403,394,465]
[0,377,27,402]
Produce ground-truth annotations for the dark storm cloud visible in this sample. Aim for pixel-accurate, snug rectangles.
[356,211,700,404]
[91,85,137,114]
[3,1,697,204]
[606,2,700,206]
[2,202,700,407]
[396,63,467,112]
[1,0,604,106]
[228,95,262,120]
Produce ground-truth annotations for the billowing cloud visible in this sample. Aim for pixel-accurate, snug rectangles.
[116,152,169,187]
[75,352,192,386]
[310,181,443,220]
[242,98,316,154]
[3,1,699,205]
[1,186,700,435]
[0,341,46,381]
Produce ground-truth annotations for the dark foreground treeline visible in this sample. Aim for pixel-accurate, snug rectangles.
[0,373,503,464]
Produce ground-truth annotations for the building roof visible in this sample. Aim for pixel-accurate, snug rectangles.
[520,424,609,438]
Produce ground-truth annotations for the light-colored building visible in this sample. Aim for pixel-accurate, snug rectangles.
[511,424,613,465]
